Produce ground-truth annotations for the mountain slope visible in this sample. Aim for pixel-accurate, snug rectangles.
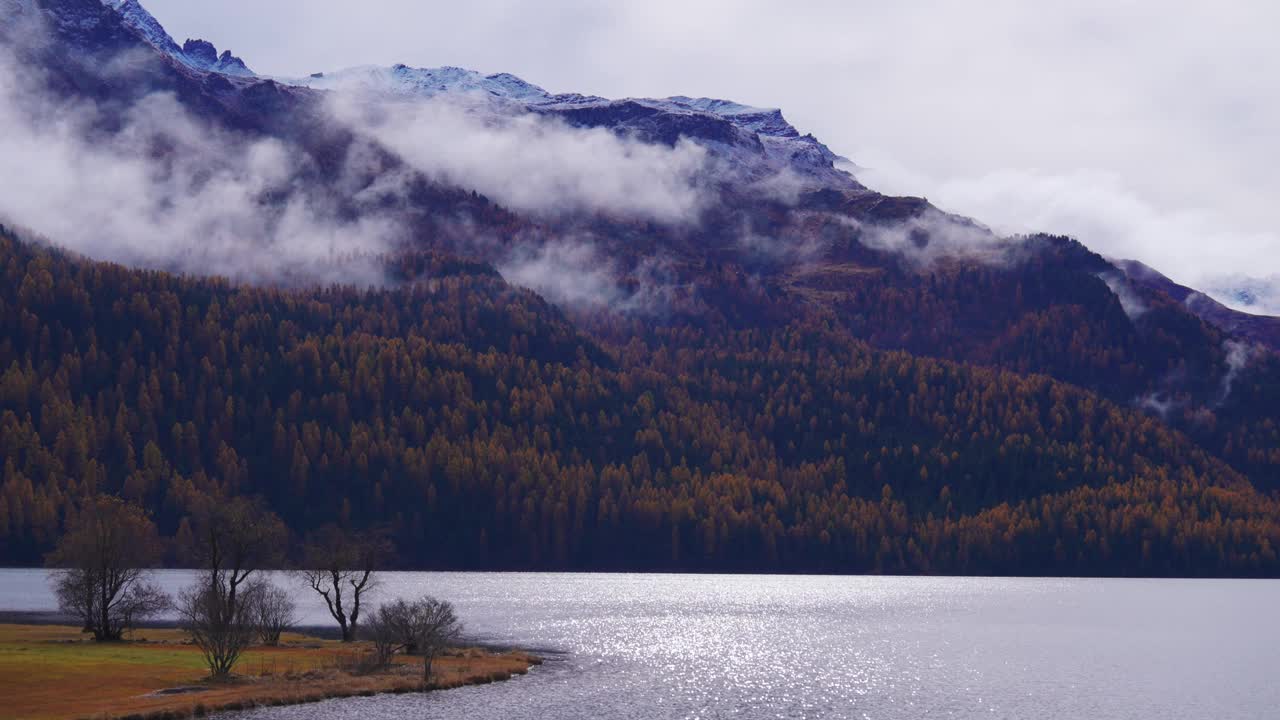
[1117,258,1280,350]
[107,0,254,75]
[1,229,1277,575]
[2,0,1280,575]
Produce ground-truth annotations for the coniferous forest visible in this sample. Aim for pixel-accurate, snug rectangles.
[2,230,1278,576]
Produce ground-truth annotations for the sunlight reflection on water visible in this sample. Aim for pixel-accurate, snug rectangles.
[3,571,1277,719]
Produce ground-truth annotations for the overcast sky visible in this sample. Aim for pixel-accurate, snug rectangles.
[145,0,1280,301]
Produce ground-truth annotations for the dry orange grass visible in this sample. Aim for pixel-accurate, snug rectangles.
[0,624,539,720]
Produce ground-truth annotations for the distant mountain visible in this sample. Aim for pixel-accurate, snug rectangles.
[2,0,1279,576]
[1199,275,1280,318]
[1116,260,1280,350]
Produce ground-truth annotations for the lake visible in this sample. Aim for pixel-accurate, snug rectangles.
[2,570,1276,719]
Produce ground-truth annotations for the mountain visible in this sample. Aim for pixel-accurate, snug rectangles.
[290,64,855,190]
[1,0,1279,575]
[107,0,254,76]
[1116,260,1280,350]
[1198,274,1280,318]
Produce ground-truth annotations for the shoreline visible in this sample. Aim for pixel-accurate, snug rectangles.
[0,611,351,641]
[0,611,558,655]
[0,622,541,720]
[4,566,1274,582]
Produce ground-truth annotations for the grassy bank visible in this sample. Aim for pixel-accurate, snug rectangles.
[0,623,540,720]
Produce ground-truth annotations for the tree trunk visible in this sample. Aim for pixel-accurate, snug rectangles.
[99,575,111,642]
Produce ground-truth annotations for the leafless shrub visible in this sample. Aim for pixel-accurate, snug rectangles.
[248,580,297,646]
[176,583,259,679]
[413,598,462,682]
[362,605,401,670]
[363,596,462,681]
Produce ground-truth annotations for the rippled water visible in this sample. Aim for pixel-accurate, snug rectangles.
[3,570,1277,719]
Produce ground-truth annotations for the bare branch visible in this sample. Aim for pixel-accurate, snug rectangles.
[296,525,391,642]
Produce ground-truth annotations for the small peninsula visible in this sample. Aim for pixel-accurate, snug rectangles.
[0,623,539,720]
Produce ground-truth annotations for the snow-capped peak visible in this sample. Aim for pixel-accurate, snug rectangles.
[101,0,254,76]
[79,0,856,192]
[665,97,798,138]
[105,0,180,55]
[289,65,552,104]
[286,61,857,190]
[180,38,254,76]
[290,66,798,137]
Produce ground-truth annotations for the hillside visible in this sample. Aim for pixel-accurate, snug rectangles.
[2,231,1277,575]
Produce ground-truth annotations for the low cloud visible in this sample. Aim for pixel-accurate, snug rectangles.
[137,0,1280,311]
[497,240,624,308]
[326,90,710,224]
[1217,340,1255,407]
[496,237,676,312]
[821,208,1004,268]
[0,54,398,286]
[1198,274,1280,317]
[1098,271,1147,320]
[1137,339,1257,417]
[735,215,824,264]
[0,16,711,303]
[1138,392,1177,420]
[861,166,1280,309]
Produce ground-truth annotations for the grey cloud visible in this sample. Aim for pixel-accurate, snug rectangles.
[822,209,1005,268]
[496,238,677,312]
[1198,274,1280,317]
[1137,339,1257,416]
[1218,340,1255,407]
[876,168,1280,307]
[497,240,624,309]
[0,55,398,286]
[1138,392,1177,421]
[1098,271,1147,321]
[325,91,710,223]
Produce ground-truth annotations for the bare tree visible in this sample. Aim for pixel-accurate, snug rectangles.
[297,525,389,642]
[413,597,461,682]
[45,496,169,641]
[187,497,288,622]
[363,603,403,670]
[176,583,259,679]
[180,497,287,678]
[363,596,462,682]
[247,579,297,646]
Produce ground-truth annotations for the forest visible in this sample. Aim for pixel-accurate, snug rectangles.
[2,229,1278,576]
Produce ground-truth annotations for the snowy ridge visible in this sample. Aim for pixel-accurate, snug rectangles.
[78,0,851,190]
[180,38,254,76]
[287,63,855,189]
[295,65,552,104]
[293,66,799,134]
[667,97,798,138]
[102,0,254,76]
[105,0,179,55]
